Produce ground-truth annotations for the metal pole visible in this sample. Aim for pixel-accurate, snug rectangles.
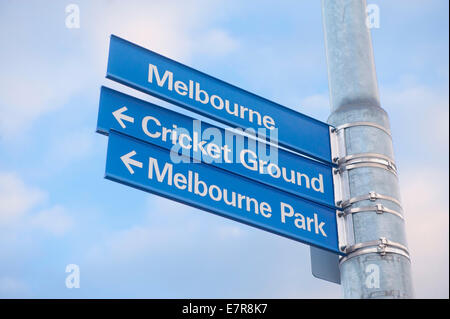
[321,0,414,298]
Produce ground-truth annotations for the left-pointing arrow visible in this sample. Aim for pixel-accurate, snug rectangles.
[120,150,143,174]
[112,106,134,129]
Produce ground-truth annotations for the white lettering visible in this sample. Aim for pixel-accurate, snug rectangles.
[147,64,279,131]
[148,64,173,90]
[142,116,161,138]
[148,157,173,184]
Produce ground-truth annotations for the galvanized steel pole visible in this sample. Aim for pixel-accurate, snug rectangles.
[321,0,414,298]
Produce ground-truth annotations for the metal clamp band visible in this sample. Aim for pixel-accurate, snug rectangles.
[338,162,398,176]
[340,237,410,263]
[339,191,402,209]
[338,153,396,169]
[346,237,409,255]
[335,121,392,138]
[338,204,404,220]
[335,153,398,176]
[340,246,410,264]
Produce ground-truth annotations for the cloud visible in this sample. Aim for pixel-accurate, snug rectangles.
[80,194,340,298]
[0,172,73,297]
[30,205,73,236]
[298,93,330,121]
[0,4,89,140]
[0,172,46,225]
[0,54,87,140]
[84,0,239,75]
[45,127,96,172]
[216,225,244,240]
[0,171,72,235]
[400,167,449,298]
[85,196,206,264]
[382,83,449,159]
[0,0,240,141]
[82,194,257,293]
[383,82,448,297]
[195,29,239,56]
[0,276,30,298]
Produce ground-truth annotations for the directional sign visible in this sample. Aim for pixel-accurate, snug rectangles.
[105,131,342,254]
[97,86,338,209]
[106,35,334,164]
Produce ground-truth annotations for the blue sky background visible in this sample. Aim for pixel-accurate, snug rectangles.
[0,0,448,298]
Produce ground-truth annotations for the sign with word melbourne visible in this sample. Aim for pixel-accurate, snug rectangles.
[106,35,333,164]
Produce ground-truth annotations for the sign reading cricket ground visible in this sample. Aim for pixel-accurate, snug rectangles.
[105,131,341,253]
[97,86,337,209]
[106,35,334,164]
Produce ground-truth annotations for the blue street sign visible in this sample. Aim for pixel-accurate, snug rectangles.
[97,86,338,209]
[105,131,342,254]
[106,35,334,164]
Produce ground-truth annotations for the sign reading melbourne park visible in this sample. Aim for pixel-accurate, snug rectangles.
[105,131,340,253]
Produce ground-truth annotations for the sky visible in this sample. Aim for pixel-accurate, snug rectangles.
[0,0,448,298]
